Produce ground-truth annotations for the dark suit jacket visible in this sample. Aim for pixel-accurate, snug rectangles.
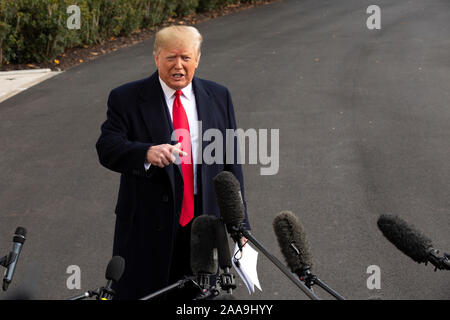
[95,71,249,299]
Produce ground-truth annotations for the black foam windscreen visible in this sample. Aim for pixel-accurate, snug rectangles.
[213,171,244,226]
[105,256,125,283]
[215,218,232,269]
[13,227,26,244]
[377,214,433,263]
[191,215,219,275]
[273,211,313,273]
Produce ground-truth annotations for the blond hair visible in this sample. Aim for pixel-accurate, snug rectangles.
[153,25,203,57]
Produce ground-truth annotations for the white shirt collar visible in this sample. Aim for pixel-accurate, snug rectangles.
[159,76,194,101]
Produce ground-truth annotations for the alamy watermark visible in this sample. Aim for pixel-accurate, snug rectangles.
[366,5,381,30]
[66,265,81,290]
[66,5,81,30]
[366,265,381,290]
[172,121,280,176]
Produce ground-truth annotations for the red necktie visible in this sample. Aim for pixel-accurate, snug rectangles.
[172,90,195,227]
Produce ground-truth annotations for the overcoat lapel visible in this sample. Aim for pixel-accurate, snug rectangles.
[192,77,214,135]
[192,77,215,213]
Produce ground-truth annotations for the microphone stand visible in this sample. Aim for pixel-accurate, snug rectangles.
[68,288,102,300]
[0,252,16,291]
[140,276,218,300]
[298,267,345,300]
[230,224,320,300]
[192,275,220,300]
[427,249,450,271]
[68,287,119,300]
[192,274,218,300]
[139,277,195,300]
[0,253,11,268]
[218,267,236,294]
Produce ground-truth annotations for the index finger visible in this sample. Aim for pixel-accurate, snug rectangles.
[170,143,188,157]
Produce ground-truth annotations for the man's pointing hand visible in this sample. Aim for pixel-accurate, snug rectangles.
[146,142,187,168]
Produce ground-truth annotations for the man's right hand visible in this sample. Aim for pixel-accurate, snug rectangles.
[146,142,187,168]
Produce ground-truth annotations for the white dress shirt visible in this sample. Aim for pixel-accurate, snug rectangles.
[145,77,200,194]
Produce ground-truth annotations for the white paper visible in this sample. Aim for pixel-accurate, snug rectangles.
[232,242,262,294]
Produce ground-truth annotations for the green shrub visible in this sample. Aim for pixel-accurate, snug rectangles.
[0,0,248,65]
[175,0,199,16]
[197,0,231,12]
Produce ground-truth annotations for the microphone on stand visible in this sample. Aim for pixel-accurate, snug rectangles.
[214,218,236,295]
[213,171,247,250]
[140,215,229,301]
[68,256,125,300]
[377,214,449,271]
[190,215,220,300]
[273,211,345,300]
[99,256,125,300]
[213,171,320,300]
[1,227,27,292]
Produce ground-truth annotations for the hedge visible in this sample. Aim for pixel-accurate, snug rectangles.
[0,0,253,65]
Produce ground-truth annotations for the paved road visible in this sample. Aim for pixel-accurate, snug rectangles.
[1,0,449,300]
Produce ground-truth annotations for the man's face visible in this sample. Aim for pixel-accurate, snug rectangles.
[154,43,200,90]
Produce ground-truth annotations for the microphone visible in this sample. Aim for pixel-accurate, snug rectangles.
[191,215,220,299]
[273,211,313,277]
[67,256,125,300]
[213,171,320,300]
[2,227,27,291]
[214,218,236,294]
[99,256,125,300]
[213,171,246,247]
[377,214,450,271]
[215,218,233,271]
[273,211,345,300]
[140,215,225,301]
